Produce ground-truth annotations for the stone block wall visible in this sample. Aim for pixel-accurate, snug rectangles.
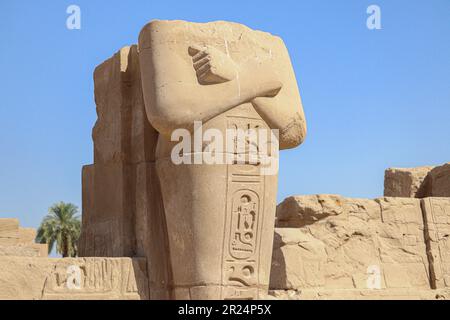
[422,197,450,288]
[0,257,148,300]
[0,218,19,246]
[385,163,450,198]
[270,195,450,299]
[0,219,47,257]
[428,164,450,197]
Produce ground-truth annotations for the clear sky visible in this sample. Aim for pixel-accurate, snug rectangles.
[0,0,449,231]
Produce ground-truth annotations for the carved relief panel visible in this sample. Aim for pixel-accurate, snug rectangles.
[221,115,268,300]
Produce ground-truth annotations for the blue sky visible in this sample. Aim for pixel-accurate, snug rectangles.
[0,0,449,231]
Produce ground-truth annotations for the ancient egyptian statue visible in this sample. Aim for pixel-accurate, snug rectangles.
[80,19,306,300]
[138,20,306,299]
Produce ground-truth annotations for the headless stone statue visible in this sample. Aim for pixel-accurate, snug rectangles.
[138,20,306,299]
[80,19,306,300]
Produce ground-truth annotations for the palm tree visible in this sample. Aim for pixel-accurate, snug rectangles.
[36,202,81,257]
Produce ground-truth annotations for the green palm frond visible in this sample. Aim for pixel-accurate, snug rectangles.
[35,202,81,257]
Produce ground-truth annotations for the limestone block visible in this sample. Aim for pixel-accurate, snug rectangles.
[0,245,40,257]
[271,197,385,291]
[384,163,450,198]
[270,228,327,290]
[276,195,344,227]
[0,221,47,257]
[375,198,429,289]
[344,197,382,221]
[269,288,450,300]
[271,195,430,292]
[421,197,450,288]
[0,243,47,257]
[82,43,167,300]
[375,197,429,289]
[276,195,381,228]
[384,166,433,198]
[42,258,149,300]
[93,45,157,164]
[80,161,169,297]
[79,161,169,296]
[18,227,36,244]
[0,218,19,246]
[0,257,54,299]
[263,290,302,300]
[427,163,450,197]
[134,162,171,299]
[0,257,148,300]
[33,243,48,257]
[93,47,128,163]
[79,164,135,257]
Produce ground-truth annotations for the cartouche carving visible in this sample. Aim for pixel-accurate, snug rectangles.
[229,190,259,259]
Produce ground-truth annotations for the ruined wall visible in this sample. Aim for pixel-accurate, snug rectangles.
[385,163,450,198]
[78,46,171,299]
[270,195,450,299]
[0,215,148,300]
[0,257,148,300]
[2,194,450,300]
[0,218,47,257]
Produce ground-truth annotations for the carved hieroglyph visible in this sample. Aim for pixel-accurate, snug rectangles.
[0,257,148,300]
[154,105,279,299]
[138,20,306,299]
[42,258,148,300]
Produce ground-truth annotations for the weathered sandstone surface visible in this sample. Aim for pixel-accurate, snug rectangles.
[0,219,47,257]
[385,163,450,198]
[422,197,450,288]
[270,194,450,299]
[78,46,170,299]
[0,257,148,300]
[427,164,450,197]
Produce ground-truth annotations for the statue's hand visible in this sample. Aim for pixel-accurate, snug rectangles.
[188,45,238,85]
